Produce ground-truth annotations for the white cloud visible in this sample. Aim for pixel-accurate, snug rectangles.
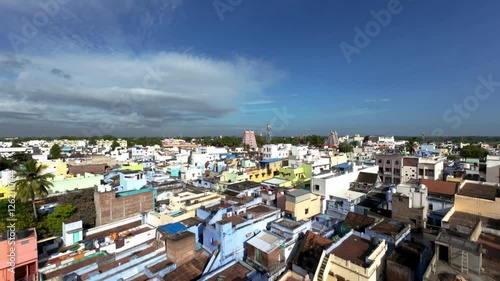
[0,51,284,136]
[365,98,390,103]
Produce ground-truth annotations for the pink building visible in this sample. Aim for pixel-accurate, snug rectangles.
[0,228,38,281]
[242,130,258,150]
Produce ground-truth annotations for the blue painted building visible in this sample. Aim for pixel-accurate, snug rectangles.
[201,205,282,271]
[118,170,147,192]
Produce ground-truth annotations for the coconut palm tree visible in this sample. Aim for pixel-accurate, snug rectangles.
[15,159,54,221]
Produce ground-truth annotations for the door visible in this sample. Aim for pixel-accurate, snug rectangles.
[73,232,80,244]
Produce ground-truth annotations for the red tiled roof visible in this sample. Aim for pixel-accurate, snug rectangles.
[421,179,458,196]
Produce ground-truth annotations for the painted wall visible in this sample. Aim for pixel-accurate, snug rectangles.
[49,173,103,194]
[285,193,321,221]
[203,210,282,269]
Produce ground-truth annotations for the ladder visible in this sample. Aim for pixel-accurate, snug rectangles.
[461,250,468,275]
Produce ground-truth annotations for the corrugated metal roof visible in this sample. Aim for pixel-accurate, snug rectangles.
[246,231,285,254]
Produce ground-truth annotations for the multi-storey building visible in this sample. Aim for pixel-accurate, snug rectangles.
[376,154,404,184]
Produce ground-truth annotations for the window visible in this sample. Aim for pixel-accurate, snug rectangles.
[315,184,320,191]
[386,160,391,165]
[425,170,435,177]
[429,203,434,211]
[419,169,424,176]
[305,208,309,215]
[378,159,382,164]
[395,160,400,165]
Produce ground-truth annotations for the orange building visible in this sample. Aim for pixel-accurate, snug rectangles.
[0,228,38,281]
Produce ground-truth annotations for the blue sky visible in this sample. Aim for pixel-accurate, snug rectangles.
[1,0,500,137]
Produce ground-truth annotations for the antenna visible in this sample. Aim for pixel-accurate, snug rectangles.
[266,123,272,144]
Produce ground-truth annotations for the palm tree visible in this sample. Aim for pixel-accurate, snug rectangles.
[15,159,54,221]
[405,138,418,155]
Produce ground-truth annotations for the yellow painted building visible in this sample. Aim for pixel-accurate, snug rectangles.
[246,158,284,183]
[314,232,387,281]
[120,163,144,171]
[454,180,500,219]
[39,161,68,177]
[285,189,321,221]
[0,186,10,200]
[148,189,221,226]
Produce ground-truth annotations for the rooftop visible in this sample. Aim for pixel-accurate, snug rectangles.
[179,217,203,228]
[370,219,407,236]
[273,218,306,230]
[356,172,379,184]
[331,234,376,267]
[342,212,375,232]
[263,178,290,185]
[247,231,285,254]
[206,261,255,281]
[294,231,333,266]
[225,180,261,191]
[458,181,500,201]
[164,250,210,281]
[421,179,458,196]
[286,189,311,197]
[158,222,188,235]
[260,158,283,163]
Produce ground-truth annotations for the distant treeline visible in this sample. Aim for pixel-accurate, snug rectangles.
[2,135,499,147]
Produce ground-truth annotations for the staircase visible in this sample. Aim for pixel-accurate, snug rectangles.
[317,255,328,281]
[461,250,468,275]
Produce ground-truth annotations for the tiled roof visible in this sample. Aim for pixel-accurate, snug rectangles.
[206,261,254,281]
[342,212,375,232]
[421,179,457,196]
[458,182,500,201]
[356,172,379,184]
[164,251,210,281]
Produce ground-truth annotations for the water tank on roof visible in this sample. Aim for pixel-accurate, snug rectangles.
[247,214,253,220]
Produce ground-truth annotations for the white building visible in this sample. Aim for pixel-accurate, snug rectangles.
[486,155,500,183]
[417,157,444,181]
[311,165,378,213]
[262,144,292,159]
[62,219,83,246]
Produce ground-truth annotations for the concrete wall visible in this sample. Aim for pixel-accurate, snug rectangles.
[392,195,427,228]
[166,232,196,266]
[455,194,500,220]
[387,259,413,281]
[449,247,481,274]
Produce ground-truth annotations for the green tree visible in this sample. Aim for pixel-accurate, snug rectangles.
[447,155,460,161]
[0,157,14,170]
[338,143,354,153]
[10,152,32,166]
[49,144,62,159]
[460,145,489,159]
[58,188,96,229]
[405,138,418,154]
[87,137,97,146]
[0,200,36,232]
[43,204,76,236]
[111,140,120,150]
[14,160,54,221]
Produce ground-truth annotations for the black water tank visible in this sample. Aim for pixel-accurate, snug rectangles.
[17,229,31,239]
